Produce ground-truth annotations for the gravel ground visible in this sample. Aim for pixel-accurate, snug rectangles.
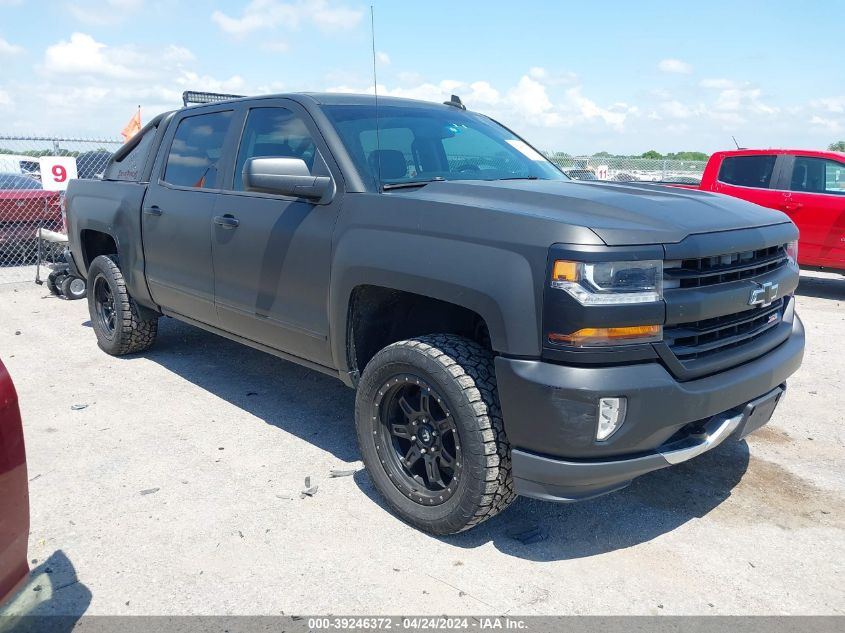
[0,270,842,617]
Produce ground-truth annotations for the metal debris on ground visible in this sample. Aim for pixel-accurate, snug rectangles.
[70,404,88,410]
[139,487,160,496]
[329,468,358,478]
[301,476,318,498]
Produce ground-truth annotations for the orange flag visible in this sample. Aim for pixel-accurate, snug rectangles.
[121,107,141,143]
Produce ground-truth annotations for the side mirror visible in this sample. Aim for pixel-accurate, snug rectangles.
[242,157,333,202]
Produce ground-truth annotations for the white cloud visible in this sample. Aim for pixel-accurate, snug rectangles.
[810,116,842,133]
[508,75,553,117]
[256,80,286,94]
[174,71,246,93]
[660,100,695,119]
[657,58,693,74]
[0,37,23,56]
[811,96,845,114]
[309,0,362,31]
[162,45,195,64]
[376,51,390,65]
[43,33,137,78]
[714,87,777,115]
[327,71,630,134]
[0,89,12,106]
[528,66,577,85]
[0,32,250,136]
[68,0,145,26]
[467,81,499,106]
[565,87,630,130]
[211,0,363,37]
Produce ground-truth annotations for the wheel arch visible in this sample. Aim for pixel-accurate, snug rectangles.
[330,231,543,381]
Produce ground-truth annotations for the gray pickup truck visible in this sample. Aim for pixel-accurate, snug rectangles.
[65,92,804,534]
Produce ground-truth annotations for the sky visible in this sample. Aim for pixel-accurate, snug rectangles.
[0,0,843,155]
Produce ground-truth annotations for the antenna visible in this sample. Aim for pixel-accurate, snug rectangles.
[370,5,382,190]
[732,135,741,150]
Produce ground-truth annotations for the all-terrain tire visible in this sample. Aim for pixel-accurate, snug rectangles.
[355,334,515,535]
[87,255,158,355]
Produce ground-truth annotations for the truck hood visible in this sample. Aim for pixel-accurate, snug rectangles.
[390,179,792,245]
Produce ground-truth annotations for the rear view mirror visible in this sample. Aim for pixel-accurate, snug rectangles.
[242,157,333,202]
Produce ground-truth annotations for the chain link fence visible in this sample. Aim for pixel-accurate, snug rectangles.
[547,155,706,184]
[0,136,122,284]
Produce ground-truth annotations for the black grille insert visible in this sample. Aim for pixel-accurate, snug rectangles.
[665,299,785,361]
[665,245,788,288]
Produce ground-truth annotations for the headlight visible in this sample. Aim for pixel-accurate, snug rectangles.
[550,259,663,305]
[786,240,799,267]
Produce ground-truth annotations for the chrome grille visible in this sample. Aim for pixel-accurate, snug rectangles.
[664,244,788,289]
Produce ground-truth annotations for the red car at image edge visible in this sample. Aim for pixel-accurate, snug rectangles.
[679,149,845,274]
[0,360,29,606]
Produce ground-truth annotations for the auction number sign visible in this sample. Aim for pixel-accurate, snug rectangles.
[38,156,78,192]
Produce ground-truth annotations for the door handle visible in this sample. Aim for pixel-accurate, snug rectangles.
[783,202,803,212]
[144,205,162,216]
[213,214,240,229]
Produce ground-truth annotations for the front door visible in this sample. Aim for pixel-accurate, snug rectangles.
[780,155,845,268]
[212,103,341,366]
[142,108,235,325]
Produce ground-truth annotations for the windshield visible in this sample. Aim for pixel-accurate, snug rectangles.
[0,173,42,190]
[323,104,566,189]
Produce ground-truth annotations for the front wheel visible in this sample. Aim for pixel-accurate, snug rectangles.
[87,255,158,355]
[355,334,515,534]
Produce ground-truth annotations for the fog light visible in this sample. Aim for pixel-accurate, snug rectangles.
[597,397,627,441]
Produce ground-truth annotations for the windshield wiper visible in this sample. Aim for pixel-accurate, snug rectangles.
[382,177,445,191]
[495,176,539,181]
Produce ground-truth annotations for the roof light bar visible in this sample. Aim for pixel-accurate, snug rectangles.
[182,91,246,107]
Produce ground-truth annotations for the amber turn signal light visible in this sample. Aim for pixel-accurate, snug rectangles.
[549,325,662,347]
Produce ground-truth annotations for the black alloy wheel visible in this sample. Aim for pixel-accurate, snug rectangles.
[93,274,117,339]
[375,375,461,504]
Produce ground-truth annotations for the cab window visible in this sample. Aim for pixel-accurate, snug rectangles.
[790,156,845,195]
[717,155,777,188]
[232,107,317,191]
[163,110,233,189]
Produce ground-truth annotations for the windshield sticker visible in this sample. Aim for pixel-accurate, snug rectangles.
[506,139,546,161]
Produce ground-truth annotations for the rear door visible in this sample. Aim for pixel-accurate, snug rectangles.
[142,106,237,325]
[711,153,786,211]
[211,100,342,366]
[779,154,845,267]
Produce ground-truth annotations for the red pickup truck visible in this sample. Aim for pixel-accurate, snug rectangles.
[685,149,845,273]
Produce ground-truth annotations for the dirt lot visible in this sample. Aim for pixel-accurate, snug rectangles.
[0,271,843,616]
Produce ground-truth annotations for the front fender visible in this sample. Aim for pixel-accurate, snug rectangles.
[329,227,543,372]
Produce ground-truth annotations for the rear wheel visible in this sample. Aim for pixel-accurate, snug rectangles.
[87,255,158,355]
[355,334,515,534]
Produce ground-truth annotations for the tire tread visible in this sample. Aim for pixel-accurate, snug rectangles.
[359,334,515,534]
[89,255,158,355]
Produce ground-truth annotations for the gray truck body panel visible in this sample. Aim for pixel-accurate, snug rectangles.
[65,92,804,502]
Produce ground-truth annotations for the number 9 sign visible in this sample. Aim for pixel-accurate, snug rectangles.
[38,156,78,191]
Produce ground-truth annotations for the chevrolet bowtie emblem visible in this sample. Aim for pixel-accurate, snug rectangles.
[749,281,779,307]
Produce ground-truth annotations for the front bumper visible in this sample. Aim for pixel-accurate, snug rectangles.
[496,314,804,502]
